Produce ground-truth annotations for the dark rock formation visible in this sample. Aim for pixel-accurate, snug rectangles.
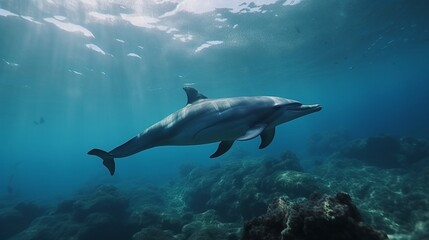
[9,185,137,240]
[181,209,241,240]
[242,192,389,240]
[0,202,45,239]
[4,135,429,239]
[179,152,324,222]
[72,184,129,221]
[313,153,429,236]
[340,136,429,168]
[308,130,352,157]
[131,227,176,240]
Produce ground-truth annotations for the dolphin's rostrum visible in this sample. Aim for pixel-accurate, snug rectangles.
[88,87,322,175]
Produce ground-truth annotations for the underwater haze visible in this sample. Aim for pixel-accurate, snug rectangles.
[1,0,429,239]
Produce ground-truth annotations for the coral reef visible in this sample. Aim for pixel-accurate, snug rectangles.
[242,192,388,240]
[1,135,428,240]
[181,209,241,240]
[313,156,429,237]
[9,185,137,240]
[339,136,429,168]
[0,202,46,240]
[131,227,176,240]
[178,151,324,222]
[311,135,429,238]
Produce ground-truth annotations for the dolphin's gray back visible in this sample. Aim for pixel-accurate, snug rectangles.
[109,96,295,155]
[155,96,283,145]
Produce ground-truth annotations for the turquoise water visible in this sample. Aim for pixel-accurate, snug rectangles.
[0,0,428,215]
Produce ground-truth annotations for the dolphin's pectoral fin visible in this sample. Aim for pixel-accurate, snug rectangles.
[210,141,234,158]
[183,87,208,105]
[88,148,116,176]
[259,127,276,149]
[237,124,267,141]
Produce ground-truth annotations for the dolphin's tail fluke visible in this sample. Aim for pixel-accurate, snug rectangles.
[88,149,115,176]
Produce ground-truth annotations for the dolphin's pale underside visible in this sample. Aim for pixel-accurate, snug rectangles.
[88,87,322,175]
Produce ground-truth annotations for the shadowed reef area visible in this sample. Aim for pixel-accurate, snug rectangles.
[1,135,428,240]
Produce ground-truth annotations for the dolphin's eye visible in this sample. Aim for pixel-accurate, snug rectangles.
[273,105,282,111]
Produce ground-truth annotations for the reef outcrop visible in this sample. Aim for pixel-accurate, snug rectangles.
[0,202,46,240]
[339,136,429,168]
[9,185,136,240]
[242,192,388,240]
[2,135,428,240]
[179,151,326,222]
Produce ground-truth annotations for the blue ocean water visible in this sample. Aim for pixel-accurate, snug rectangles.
[0,0,428,239]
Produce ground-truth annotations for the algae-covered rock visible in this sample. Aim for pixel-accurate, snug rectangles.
[265,170,326,198]
[340,136,429,168]
[341,136,401,168]
[182,209,241,240]
[410,220,429,240]
[180,152,309,221]
[73,184,129,221]
[313,153,429,236]
[78,212,133,240]
[8,214,78,240]
[187,225,229,240]
[7,135,428,240]
[263,151,303,173]
[131,227,176,240]
[0,202,45,239]
[243,192,389,240]
[8,185,136,240]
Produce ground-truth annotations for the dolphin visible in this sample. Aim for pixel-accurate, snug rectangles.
[88,87,321,175]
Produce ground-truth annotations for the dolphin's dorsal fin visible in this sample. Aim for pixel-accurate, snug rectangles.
[183,87,208,105]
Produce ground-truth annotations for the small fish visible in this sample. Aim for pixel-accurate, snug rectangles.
[33,117,45,125]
